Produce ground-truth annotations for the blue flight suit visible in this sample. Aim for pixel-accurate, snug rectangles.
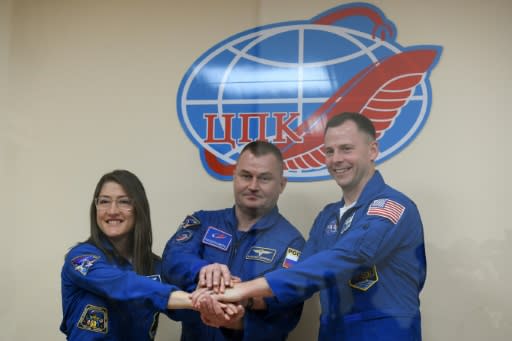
[162,206,305,341]
[60,242,178,341]
[264,171,426,341]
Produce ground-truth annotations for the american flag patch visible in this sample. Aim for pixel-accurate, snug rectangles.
[367,199,405,224]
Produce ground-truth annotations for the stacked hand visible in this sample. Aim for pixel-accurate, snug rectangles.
[192,263,246,329]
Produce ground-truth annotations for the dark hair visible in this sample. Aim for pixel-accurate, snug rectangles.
[324,112,376,140]
[239,140,284,172]
[88,169,156,275]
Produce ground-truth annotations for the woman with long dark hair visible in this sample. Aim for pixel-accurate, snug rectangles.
[60,170,229,340]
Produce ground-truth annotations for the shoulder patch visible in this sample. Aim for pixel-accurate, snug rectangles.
[246,246,276,263]
[282,247,301,268]
[367,199,405,224]
[77,304,108,334]
[71,254,99,276]
[349,266,379,291]
[174,230,193,243]
[179,215,201,229]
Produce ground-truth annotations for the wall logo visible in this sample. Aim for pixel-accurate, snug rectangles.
[176,3,442,181]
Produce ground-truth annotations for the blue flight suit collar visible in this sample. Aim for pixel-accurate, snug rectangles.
[227,206,282,233]
[340,170,386,208]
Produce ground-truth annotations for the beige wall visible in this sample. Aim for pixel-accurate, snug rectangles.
[2,0,510,339]
[1,0,15,338]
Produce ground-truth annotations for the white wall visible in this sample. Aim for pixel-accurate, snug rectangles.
[2,0,510,340]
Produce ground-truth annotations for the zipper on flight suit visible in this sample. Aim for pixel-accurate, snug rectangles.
[228,232,249,268]
[336,206,357,241]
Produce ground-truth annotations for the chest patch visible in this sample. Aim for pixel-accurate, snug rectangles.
[77,304,108,334]
[246,246,276,263]
[202,226,232,251]
[339,213,355,235]
[324,219,338,235]
[71,254,99,276]
[282,247,301,268]
[349,265,379,291]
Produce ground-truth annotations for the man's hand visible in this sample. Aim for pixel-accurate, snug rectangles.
[199,297,245,329]
[191,289,238,322]
[215,277,274,303]
[198,263,232,293]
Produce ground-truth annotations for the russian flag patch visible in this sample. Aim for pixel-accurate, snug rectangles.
[282,247,301,268]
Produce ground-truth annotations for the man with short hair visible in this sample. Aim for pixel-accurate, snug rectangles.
[209,112,427,341]
[162,140,305,341]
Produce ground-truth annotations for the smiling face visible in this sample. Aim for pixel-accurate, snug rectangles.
[233,151,286,218]
[324,120,378,203]
[96,181,135,245]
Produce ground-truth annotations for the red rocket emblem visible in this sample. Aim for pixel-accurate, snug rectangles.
[177,3,442,181]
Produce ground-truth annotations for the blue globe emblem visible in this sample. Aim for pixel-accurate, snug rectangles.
[177,5,441,181]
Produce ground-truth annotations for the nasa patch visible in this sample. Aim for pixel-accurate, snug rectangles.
[77,304,108,334]
[325,219,338,235]
[71,254,99,276]
[246,246,277,263]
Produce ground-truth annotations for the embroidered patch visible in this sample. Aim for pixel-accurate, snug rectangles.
[367,199,405,224]
[179,215,201,229]
[71,254,99,276]
[325,219,338,235]
[77,304,108,334]
[349,266,379,291]
[174,230,193,243]
[339,213,355,235]
[282,247,301,268]
[147,274,161,282]
[202,226,232,251]
[246,246,277,263]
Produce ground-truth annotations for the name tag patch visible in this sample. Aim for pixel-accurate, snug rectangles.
[282,247,301,268]
[77,304,108,334]
[71,254,99,276]
[246,246,276,263]
[202,226,232,251]
[349,265,379,291]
